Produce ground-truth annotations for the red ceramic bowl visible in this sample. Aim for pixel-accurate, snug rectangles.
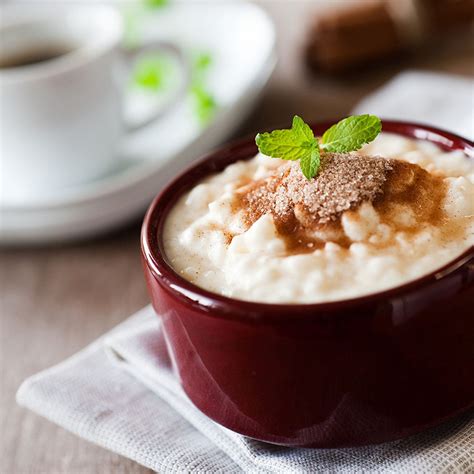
[141,121,474,448]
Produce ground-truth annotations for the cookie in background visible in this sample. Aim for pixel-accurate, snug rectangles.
[305,0,474,73]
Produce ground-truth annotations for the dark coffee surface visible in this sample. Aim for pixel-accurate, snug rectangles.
[0,46,72,69]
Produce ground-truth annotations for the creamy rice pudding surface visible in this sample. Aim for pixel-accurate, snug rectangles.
[163,133,474,303]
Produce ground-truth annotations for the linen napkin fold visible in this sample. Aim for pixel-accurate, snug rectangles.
[17,306,473,473]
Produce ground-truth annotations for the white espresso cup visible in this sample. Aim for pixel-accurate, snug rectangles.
[0,5,187,202]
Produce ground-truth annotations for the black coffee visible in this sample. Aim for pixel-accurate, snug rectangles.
[0,46,73,69]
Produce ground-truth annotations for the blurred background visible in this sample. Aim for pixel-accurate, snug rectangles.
[1,1,473,472]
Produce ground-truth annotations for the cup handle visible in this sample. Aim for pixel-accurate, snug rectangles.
[121,40,189,133]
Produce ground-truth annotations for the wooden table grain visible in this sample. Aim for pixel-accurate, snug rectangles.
[1,3,473,473]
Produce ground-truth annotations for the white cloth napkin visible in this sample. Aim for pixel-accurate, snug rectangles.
[353,70,474,140]
[17,306,474,473]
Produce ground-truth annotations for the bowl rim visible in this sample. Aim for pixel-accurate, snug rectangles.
[141,119,474,320]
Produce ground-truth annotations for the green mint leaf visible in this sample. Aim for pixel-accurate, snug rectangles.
[256,130,310,161]
[291,115,315,143]
[255,114,382,181]
[320,114,381,152]
[144,0,169,9]
[190,84,216,125]
[189,51,217,125]
[255,115,318,165]
[132,54,173,92]
[300,147,320,180]
[194,52,213,73]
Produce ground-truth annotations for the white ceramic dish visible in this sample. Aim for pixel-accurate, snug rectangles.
[0,2,276,244]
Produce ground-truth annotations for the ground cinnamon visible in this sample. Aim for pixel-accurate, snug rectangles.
[235,153,447,253]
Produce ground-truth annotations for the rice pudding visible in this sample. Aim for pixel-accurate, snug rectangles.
[163,133,474,303]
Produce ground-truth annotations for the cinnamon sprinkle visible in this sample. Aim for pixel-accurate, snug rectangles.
[233,153,448,254]
[238,152,394,227]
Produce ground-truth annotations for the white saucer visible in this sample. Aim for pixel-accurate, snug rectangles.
[0,2,276,244]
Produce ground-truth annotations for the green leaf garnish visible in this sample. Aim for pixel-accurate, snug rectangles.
[190,84,216,124]
[132,55,170,92]
[256,115,318,164]
[189,51,217,125]
[255,114,381,180]
[194,53,213,73]
[320,114,382,153]
[144,0,169,9]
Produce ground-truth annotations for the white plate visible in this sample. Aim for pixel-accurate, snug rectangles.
[0,2,276,244]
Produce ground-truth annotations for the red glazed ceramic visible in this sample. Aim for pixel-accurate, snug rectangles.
[141,121,474,448]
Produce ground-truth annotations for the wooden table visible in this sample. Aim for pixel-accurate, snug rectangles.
[1,3,472,472]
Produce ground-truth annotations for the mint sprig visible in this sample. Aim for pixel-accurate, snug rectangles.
[255,114,381,180]
[190,52,217,125]
[132,55,171,92]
